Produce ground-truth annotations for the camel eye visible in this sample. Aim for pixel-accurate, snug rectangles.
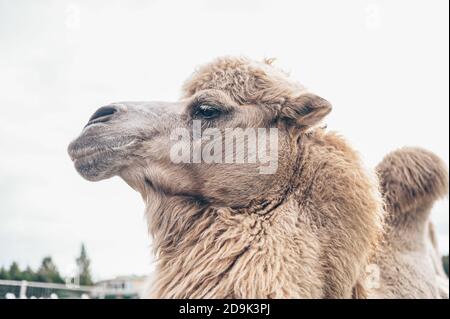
[194,105,221,119]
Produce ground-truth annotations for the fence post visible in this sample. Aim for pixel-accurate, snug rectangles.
[19,280,28,299]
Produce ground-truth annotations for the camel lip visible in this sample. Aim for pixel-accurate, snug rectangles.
[68,146,109,163]
[68,138,137,162]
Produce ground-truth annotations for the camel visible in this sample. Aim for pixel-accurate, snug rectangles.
[68,56,448,298]
[370,147,449,298]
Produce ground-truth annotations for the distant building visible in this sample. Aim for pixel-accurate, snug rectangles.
[92,275,149,299]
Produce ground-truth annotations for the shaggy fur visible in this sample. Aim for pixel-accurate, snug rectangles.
[377,147,448,219]
[146,132,384,298]
[144,57,385,298]
[68,56,447,299]
[370,147,449,298]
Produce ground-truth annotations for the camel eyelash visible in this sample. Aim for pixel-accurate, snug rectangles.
[192,104,222,119]
[190,99,229,119]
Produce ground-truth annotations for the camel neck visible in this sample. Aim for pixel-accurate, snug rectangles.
[148,198,327,298]
[146,129,383,298]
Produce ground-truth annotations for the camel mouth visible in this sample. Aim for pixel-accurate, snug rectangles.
[68,145,122,181]
[68,142,134,162]
[68,146,109,162]
[68,135,137,181]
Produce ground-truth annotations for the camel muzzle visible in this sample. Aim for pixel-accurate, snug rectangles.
[68,101,182,182]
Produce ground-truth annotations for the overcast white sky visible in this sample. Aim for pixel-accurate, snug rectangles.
[0,0,448,281]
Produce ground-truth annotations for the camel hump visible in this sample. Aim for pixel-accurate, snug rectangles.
[376,147,449,217]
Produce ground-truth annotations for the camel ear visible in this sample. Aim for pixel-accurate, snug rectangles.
[281,93,332,128]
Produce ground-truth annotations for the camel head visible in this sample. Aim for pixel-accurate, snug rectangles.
[68,57,332,208]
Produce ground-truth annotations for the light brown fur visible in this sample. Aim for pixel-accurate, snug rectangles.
[68,56,447,299]
[141,134,384,298]
[141,57,384,298]
[370,147,449,298]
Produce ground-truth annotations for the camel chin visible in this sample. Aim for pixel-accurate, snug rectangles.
[67,123,136,182]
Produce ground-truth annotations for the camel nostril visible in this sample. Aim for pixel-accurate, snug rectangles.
[88,106,118,123]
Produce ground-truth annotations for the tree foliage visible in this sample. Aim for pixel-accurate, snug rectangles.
[36,256,64,283]
[0,244,94,285]
[0,257,64,283]
[76,243,93,286]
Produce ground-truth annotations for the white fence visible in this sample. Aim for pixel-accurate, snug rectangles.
[0,279,133,299]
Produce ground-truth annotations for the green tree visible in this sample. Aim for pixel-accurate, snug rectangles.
[76,243,93,286]
[36,256,64,283]
[0,266,9,280]
[21,266,37,282]
[443,255,449,277]
[8,262,21,280]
